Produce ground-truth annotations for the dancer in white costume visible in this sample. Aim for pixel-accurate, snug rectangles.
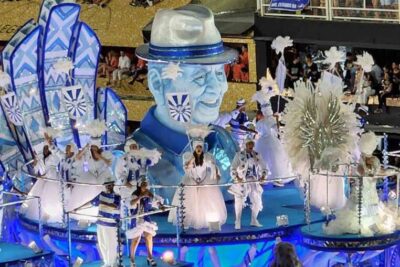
[114,140,140,199]
[46,135,76,202]
[324,132,399,236]
[168,126,227,229]
[254,104,292,185]
[67,120,113,219]
[22,129,64,224]
[229,138,267,229]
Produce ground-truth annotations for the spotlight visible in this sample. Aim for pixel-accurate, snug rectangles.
[161,250,175,264]
[28,241,42,254]
[73,257,84,267]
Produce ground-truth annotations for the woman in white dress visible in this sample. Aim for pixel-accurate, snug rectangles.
[324,132,400,236]
[254,108,292,184]
[22,139,64,224]
[168,126,227,229]
[66,142,113,217]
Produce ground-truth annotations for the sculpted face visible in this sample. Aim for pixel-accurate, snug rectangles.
[148,62,228,126]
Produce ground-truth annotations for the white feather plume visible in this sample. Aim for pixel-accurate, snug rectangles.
[323,47,345,70]
[129,148,162,165]
[52,57,74,75]
[83,119,107,137]
[0,71,11,88]
[162,63,183,81]
[359,131,378,156]
[271,36,293,55]
[281,80,361,183]
[251,89,275,106]
[40,127,61,138]
[186,124,213,140]
[354,52,374,72]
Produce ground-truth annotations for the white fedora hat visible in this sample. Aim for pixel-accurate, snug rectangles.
[136,5,238,65]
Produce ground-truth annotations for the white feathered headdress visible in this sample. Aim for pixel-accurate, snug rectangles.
[186,125,213,149]
[124,139,138,153]
[83,119,107,146]
[359,131,378,156]
[129,148,162,165]
[271,36,293,55]
[354,51,374,73]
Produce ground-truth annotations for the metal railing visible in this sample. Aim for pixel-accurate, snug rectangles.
[259,0,400,23]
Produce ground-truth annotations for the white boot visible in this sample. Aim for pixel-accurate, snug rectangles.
[250,210,262,227]
[234,197,243,230]
[235,219,241,230]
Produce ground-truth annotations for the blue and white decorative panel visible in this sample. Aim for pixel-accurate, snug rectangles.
[1,92,23,126]
[2,21,37,77]
[71,22,99,122]
[166,92,191,123]
[96,88,127,147]
[0,106,26,177]
[41,3,80,145]
[6,26,47,153]
[62,85,87,119]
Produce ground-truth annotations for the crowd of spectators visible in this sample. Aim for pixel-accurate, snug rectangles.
[280,46,400,114]
[97,49,147,87]
[129,0,160,7]
[224,45,250,83]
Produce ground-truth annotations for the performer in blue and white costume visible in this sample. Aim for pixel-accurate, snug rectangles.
[97,177,121,267]
[230,138,267,229]
[67,120,113,218]
[168,125,227,229]
[22,128,64,224]
[114,140,140,199]
[131,5,239,201]
[127,177,163,267]
[229,99,257,149]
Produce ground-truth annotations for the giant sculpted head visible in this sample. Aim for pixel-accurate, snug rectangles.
[136,4,237,132]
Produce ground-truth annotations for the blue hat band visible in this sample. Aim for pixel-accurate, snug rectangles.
[149,42,224,59]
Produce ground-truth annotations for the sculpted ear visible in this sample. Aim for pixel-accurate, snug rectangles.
[148,68,164,105]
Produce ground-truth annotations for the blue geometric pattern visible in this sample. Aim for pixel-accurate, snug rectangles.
[0,0,129,173]
[71,22,99,122]
[62,85,87,119]
[96,88,127,147]
[41,3,80,145]
[0,107,26,176]
[167,92,191,123]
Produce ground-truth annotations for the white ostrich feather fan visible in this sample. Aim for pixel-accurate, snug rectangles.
[83,119,107,137]
[129,148,162,165]
[258,69,280,94]
[271,36,293,55]
[359,131,378,156]
[186,124,213,140]
[354,52,374,73]
[40,127,61,138]
[323,47,345,70]
[281,80,361,182]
